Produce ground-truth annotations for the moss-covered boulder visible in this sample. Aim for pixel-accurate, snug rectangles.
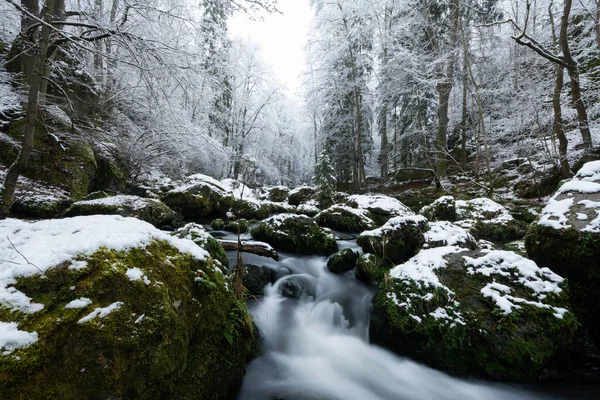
[296,200,320,217]
[1,108,98,200]
[315,205,376,233]
[244,264,276,296]
[161,174,227,219]
[268,186,290,203]
[0,216,255,399]
[525,161,600,345]
[424,221,477,250]
[65,195,180,229]
[250,214,338,256]
[357,216,428,265]
[348,194,414,226]
[288,186,316,206]
[327,248,359,274]
[355,253,389,284]
[370,247,577,382]
[172,223,228,268]
[211,218,226,230]
[225,219,250,234]
[420,195,457,222]
[217,196,269,221]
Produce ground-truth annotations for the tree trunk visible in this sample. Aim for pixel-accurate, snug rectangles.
[560,0,592,148]
[435,0,460,180]
[380,104,389,181]
[595,1,600,50]
[1,0,54,218]
[460,45,468,170]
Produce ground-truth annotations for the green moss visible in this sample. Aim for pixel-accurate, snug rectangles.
[225,219,250,234]
[327,249,359,274]
[219,196,269,220]
[211,218,226,230]
[268,187,289,203]
[162,191,214,220]
[315,207,375,233]
[0,241,254,399]
[288,187,316,206]
[11,197,71,219]
[250,216,338,256]
[355,253,389,284]
[470,219,528,243]
[370,251,577,382]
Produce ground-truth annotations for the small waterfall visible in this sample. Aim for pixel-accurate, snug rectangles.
[236,238,556,400]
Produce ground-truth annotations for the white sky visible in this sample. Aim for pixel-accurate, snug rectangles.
[228,0,313,94]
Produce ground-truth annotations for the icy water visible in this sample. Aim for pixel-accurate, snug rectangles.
[230,236,573,400]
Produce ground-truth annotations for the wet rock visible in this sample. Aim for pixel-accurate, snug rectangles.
[327,249,359,274]
[244,264,276,296]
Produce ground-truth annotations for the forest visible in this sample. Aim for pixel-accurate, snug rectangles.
[1,0,600,399]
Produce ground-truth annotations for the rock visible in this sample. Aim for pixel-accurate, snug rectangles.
[425,196,526,243]
[525,161,600,346]
[296,200,320,217]
[244,264,276,296]
[89,142,129,193]
[211,218,225,230]
[515,166,563,199]
[0,216,255,399]
[315,205,376,233]
[278,276,314,300]
[370,247,577,382]
[218,196,269,220]
[1,110,98,201]
[348,194,414,225]
[327,249,359,274]
[503,240,527,257]
[161,174,227,219]
[250,214,338,256]
[65,195,180,229]
[268,186,290,203]
[172,223,228,267]
[420,195,457,222]
[424,221,477,250]
[224,219,250,234]
[288,186,316,206]
[355,253,389,284]
[357,215,428,264]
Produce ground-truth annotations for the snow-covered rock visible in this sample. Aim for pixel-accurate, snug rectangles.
[525,160,600,346]
[0,215,255,398]
[370,247,576,382]
[315,204,376,233]
[347,194,413,224]
[357,215,428,265]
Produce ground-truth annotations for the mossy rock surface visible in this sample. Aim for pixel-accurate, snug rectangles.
[346,194,413,226]
[211,218,226,230]
[162,185,220,220]
[0,240,254,399]
[327,248,359,274]
[173,223,229,268]
[288,187,316,206]
[65,195,180,228]
[355,253,389,284]
[370,247,577,382]
[315,205,376,233]
[525,161,600,346]
[218,196,269,220]
[224,219,250,234]
[250,214,338,256]
[1,113,98,200]
[268,186,289,203]
[357,216,428,266]
[420,195,457,222]
[11,196,72,219]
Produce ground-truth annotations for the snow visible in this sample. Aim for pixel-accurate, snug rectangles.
[73,195,152,211]
[316,205,375,226]
[424,221,474,247]
[0,216,208,313]
[389,246,466,290]
[575,160,600,181]
[0,322,38,352]
[65,297,93,309]
[78,302,124,324]
[360,215,428,238]
[481,282,519,314]
[538,198,574,230]
[557,180,600,195]
[455,197,514,225]
[464,250,563,296]
[347,194,413,216]
[125,267,150,285]
[168,173,228,196]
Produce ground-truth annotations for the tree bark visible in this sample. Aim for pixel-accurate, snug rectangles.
[560,0,592,148]
[435,0,460,180]
[219,240,279,261]
[1,0,55,218]
[20,0,40,84]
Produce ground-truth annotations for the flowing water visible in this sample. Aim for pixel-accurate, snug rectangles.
[232,236,565,400]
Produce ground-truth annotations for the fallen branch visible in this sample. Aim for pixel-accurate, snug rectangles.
[219,240,279,261]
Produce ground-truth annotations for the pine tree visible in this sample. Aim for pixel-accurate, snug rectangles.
[313,150,336,207]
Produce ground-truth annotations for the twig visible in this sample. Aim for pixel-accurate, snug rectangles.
[7,236,44,274]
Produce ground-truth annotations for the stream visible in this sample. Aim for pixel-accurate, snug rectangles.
[223,234,580,400]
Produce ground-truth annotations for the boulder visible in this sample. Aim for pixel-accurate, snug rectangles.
[357,215,428,264]
[244,264,276,296]
[250,214,338,256]
[288,186,316,206]
[525,160,600,345]
[348,194,414,225]
[327,249,359,274]
[65,195,180,229]
[218,196,269,221]
[268,186,289,203]
[370,247,576,382]
[0,216,255,399]
[211,218,226,230]
[420,195,457,222]
[161,174,227,219]
[424,221,477,250]
[296,200,320,217]
[355,253,389,284]
[172,223,229,268]
[315,205,376,233]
